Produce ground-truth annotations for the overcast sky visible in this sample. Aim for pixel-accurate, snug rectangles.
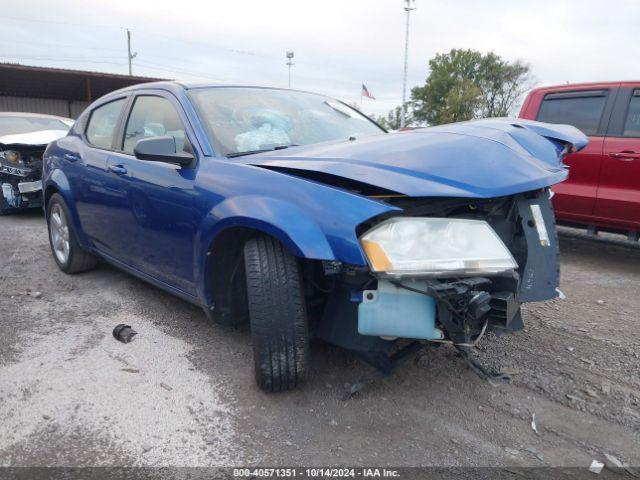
[1,0,639,117]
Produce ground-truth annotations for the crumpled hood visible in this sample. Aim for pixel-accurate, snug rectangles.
[0,129,69,148]
[239,118,588,198]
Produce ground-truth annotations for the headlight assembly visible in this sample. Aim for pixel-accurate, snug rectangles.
[0,150,30,177]
[1,150,21,163]
[360,217,517,277]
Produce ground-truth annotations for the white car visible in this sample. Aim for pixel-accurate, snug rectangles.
[0,112,73,214]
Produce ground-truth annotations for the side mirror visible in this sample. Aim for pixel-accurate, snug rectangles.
[133,136,194,166]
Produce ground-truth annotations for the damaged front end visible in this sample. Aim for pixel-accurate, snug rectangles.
[0,144,46,214]
[236,117,587,384]
[315,188,560,377]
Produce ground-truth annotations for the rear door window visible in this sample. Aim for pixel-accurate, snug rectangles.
[85,98,126,149]
[536,90,607,135]
[622,90,640,137]
[122,95,188,154]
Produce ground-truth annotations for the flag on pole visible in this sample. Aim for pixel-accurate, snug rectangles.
[361,84,376,100]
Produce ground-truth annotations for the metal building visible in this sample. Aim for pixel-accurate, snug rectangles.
[0,63,163,119]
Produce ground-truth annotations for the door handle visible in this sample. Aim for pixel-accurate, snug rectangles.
[63,153,80,162]
[108,164,128,175]
[609,151,640,161]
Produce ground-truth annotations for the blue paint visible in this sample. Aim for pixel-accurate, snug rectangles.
[358,281,441,340]
[240,118,587,198]
[43,81,588,312]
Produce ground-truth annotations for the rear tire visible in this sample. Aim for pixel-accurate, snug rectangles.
[244,236,309,392]
[47,193,97,274]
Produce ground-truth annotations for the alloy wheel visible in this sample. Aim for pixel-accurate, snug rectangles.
[50,203,70,264]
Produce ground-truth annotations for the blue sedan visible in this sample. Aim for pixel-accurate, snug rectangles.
[43,82,587,392]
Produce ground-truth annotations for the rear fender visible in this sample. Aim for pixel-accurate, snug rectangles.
[44,168,92,249]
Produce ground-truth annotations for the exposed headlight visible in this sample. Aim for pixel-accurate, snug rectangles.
[360,217,517,277]
[0,150,30,176]
[0,150,21,163]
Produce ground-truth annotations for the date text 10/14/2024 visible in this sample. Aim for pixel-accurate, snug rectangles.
[233,468,400,478]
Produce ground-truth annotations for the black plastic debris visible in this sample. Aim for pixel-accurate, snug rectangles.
[113,324,137,343]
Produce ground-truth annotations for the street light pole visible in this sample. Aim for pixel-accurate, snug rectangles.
[126,29,137,76]
[400,0,416,128]
[286,51,295,88]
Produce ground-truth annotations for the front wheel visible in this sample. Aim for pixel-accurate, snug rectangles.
[244,237,309,392]
[47,193,97,274]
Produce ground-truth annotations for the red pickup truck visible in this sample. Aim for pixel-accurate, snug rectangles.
[519,82,640,239]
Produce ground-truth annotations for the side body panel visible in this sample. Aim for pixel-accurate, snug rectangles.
[552,136,603,218]
[595,85,640,229]
[519,84,617,223]
[520,82,640,231]
[95,90,201,294]
[58,94,132,253]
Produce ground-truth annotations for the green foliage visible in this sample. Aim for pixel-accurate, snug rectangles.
[375,103,413,130]
[411,49,532,125]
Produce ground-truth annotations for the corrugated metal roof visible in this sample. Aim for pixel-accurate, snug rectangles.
[0,63,166,102]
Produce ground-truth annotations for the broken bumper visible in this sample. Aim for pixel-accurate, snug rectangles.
[321,190,561,348]
[17,179,42,194]
[0,145,46,211]
[1,178,43,210]
[358,280,443,340]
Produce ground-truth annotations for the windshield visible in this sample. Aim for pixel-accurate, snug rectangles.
[188,87,385,157]
[0,116,70,137]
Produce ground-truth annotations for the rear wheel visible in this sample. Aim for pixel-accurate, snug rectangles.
[244,236,309,392]
[47,193,97,273]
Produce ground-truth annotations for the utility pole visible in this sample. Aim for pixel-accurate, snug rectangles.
[286,51,295,88]
[126,29,137,76]
[400,0,416,128]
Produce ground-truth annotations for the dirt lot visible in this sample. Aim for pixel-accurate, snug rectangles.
[1,211,639,469]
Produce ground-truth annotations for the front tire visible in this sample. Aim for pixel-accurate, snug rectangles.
[244,237,309,392]
[47,193,97,274]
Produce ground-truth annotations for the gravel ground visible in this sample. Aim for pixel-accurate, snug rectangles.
[1,211,639,469]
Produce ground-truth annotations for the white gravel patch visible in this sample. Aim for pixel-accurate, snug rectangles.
[0,311,237,466]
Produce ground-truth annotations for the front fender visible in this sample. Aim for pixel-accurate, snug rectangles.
[193,191,396,304]
[205,195,336,259]
[193,195,334,307]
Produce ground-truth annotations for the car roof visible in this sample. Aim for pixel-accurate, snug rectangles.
[103,80,327,98]
[529,80,640,94]
[0,111,73,122]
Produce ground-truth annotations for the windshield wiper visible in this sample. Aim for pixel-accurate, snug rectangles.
[226,144,299,158]
[324,100,353,118]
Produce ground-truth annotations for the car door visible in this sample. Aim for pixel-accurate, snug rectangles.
[594,86,640,228]
[106,91,199,294]
[535,88,617,219]
[69,96,131,253]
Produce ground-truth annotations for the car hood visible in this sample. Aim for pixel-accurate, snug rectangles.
[238,118,588,198]
[0,129,69,148]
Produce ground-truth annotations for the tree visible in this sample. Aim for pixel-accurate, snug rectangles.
[411,49,532,125]
[476,52,533,118]
[375,103,413,130]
